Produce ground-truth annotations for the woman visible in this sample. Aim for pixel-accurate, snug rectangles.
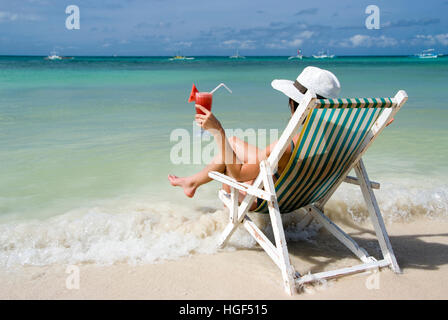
[168,66,341,210]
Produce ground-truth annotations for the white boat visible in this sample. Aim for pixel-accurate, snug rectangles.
[44,51,73,60]
[169,55,195,61]
[45,51,62,60]
[417,49,438,59]
[169,56,195,61]
[288,49,303,60]
[229,49,245,59]
[312,50,335,59]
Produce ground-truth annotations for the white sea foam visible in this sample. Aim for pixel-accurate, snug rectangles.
[326,183,448,224]
[0,183,446,267]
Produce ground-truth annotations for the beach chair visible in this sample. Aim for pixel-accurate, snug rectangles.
[208,90,408,295]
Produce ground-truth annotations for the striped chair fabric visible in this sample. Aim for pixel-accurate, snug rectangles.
[254,97,395,213]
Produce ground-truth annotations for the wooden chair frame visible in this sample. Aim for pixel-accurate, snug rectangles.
[208,90,408,295]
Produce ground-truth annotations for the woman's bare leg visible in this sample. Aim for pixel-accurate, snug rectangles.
[222,136,260,210]
[222,176,258,211]
[168,136,261,198]
[168,153,226,198]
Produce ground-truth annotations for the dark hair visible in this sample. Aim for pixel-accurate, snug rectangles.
[289,98,299,112]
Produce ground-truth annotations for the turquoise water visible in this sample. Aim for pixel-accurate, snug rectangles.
[1,56,447,266]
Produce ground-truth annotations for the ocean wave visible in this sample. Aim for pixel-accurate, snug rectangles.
[326,183,448,224]
[0,184,446,267]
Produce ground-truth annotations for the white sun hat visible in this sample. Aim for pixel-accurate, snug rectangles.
[271,66,341,102]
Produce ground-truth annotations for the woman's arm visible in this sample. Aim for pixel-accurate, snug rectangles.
[195,105,278,181]
[195,105,241,177]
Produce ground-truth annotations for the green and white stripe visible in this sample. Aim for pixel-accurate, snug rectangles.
[254,98,395,214]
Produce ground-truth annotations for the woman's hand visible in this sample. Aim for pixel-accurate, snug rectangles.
[195,105,223,134]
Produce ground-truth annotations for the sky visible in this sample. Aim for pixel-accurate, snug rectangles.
[0,0,447,56]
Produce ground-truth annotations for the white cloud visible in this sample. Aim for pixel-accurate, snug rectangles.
[240,40,256,49]
[414,34,436,46]
[266,39,302,49]
[289,39,304,47]
[0,11,18,22]
[298,31,314,39]
[412,33,448,46]
[221,39,256,49]
[222,40,239,46]
[349,34,370,47]
[265,31,314,49]
[411,33,448,46]
[175,41,193,48]
[435,34,448,45]
[341,34,397,48]
[0,11,40,22]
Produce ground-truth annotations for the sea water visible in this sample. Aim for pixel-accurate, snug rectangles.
[0,56,447,266]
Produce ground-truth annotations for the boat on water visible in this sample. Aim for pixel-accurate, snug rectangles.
[229,49,245,59]
[169,53,195,61]
[44,51,73,60]
[312,50,335,59]
[45,51,62,60]
[417,49,438,59]
[169,56,195,61]
[288,49,303,60]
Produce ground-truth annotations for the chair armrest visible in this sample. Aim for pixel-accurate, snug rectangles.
[344,175,380,189]
[208,171,274,201]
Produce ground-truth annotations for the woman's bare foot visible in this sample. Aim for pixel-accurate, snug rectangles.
[167,174,197,198]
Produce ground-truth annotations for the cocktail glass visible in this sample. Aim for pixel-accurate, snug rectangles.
[188,83,232,135]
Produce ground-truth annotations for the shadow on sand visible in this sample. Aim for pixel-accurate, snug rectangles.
[256,220,448,274]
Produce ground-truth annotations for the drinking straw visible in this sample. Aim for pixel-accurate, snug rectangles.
[210,83,232,94]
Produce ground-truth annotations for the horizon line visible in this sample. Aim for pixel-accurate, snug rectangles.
[0,54,446,58]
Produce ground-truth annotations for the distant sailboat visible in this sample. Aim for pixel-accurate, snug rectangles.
[312,50,334,59]
[229,49,245,59]
[44,51,62,60]
[169,51,195,61]
[288,49,303,60]
[44,50,73,60]
[417,49,438,59]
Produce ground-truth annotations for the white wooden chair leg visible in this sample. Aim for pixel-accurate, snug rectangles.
[260,161,296,295]
[230,187,238,223]
[243,217,282,269]
[308,205,372,263]
[217,173,265,248]
[217,189,238,248]
[218,221,238,248]
[354,159,401,273]
[295,210,313,230]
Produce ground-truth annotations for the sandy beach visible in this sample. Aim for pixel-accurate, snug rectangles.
[1,0,448,304]
[1,218,446,300]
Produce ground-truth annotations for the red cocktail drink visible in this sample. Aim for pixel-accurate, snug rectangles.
[188,83,231,116]
[195,92,213,115]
